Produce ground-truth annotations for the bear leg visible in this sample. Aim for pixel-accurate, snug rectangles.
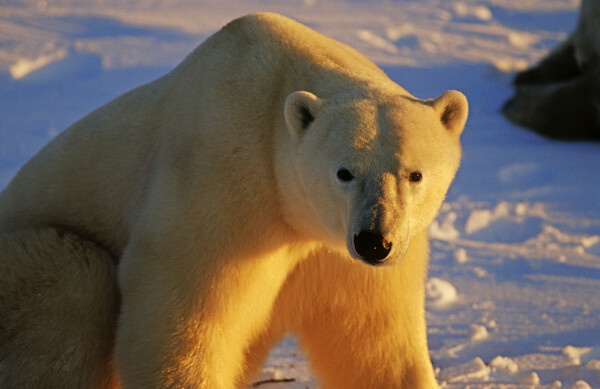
[240,314,288,385]
[0,227,119,389]
[115,239,298,388]
[275,246,439,388]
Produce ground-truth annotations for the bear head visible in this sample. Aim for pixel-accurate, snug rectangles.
[278,88,468,266]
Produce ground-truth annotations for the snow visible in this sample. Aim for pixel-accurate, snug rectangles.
[1,0,599,388]
[439,357,491,383]
[489,355,520,376]
[427,277,460,309]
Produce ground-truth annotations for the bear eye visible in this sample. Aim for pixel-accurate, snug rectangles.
[409,171,423,183]
[336,168,355,183]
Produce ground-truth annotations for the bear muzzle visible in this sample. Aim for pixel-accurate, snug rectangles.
[353,230,392,265]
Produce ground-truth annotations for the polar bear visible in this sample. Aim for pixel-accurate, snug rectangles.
[0,12,467,389]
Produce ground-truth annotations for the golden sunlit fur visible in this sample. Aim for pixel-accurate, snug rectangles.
[0,13,467,388]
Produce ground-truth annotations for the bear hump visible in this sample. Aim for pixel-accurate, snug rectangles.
[221,12,388,80]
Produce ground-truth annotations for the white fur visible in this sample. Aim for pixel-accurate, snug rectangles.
[0,13,467,388]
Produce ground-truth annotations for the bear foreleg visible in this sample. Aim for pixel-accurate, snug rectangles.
[275,241,439,388]
[115,238,300,389]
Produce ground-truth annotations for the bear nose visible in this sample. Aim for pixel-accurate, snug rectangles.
[353,230,392,265]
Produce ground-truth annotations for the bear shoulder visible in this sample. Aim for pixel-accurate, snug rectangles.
[219,12,389,83]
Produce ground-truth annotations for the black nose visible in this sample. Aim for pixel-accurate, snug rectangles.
[353,231,392,265]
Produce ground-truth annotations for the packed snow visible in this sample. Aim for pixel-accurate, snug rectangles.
[1,0,599,388]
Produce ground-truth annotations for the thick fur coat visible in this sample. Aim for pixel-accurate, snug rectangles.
[0,13,467,388]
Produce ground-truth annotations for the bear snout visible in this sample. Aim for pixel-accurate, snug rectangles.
[353,230,392,265]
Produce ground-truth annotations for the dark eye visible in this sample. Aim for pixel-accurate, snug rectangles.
[336,168,354,183]
[409,171,422,183]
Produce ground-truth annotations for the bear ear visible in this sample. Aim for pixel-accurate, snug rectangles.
[429,90,468,136]
[284,91,323,138]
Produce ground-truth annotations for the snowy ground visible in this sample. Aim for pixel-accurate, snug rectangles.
[1,0,599,388]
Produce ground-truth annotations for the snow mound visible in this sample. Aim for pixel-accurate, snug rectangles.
[452,2,493,21]
[468,323,489,342]
[439,357,490,383]
[516,371,540,385]
[490,355,519,377]
[429,210,460,241]
[431,200,600,264]
[568,380,592,389]
[465,209,495,235]
[426,277,458,309]
[563,345,593,365]
[453,247,468,263]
